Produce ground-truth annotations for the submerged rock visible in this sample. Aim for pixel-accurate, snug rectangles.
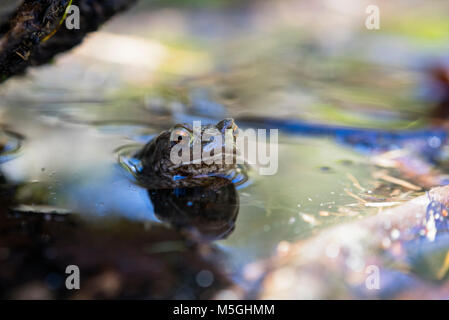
[257,185,449,299]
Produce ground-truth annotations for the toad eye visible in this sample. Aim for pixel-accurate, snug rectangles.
[170,127,191,144]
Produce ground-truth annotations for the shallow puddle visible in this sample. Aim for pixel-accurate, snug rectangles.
[1,0,449,299]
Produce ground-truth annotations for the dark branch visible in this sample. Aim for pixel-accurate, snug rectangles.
[0,0,137,83]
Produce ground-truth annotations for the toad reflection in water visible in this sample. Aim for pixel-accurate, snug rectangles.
[133,119,246,240]
[148,180,239,241]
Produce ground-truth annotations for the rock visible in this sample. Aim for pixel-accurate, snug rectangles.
[258,185,449,299]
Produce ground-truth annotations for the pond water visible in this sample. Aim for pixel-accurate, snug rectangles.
[0,96,377,259]
[1,0,449,299]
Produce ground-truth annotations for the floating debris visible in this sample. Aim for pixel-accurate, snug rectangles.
[364,202,401,208]
[346,173,365,191]
[300,213,320,226]
[373,171,422,191]
[344,189,367,203]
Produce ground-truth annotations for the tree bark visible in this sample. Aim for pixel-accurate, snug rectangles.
[0,0,137,83]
